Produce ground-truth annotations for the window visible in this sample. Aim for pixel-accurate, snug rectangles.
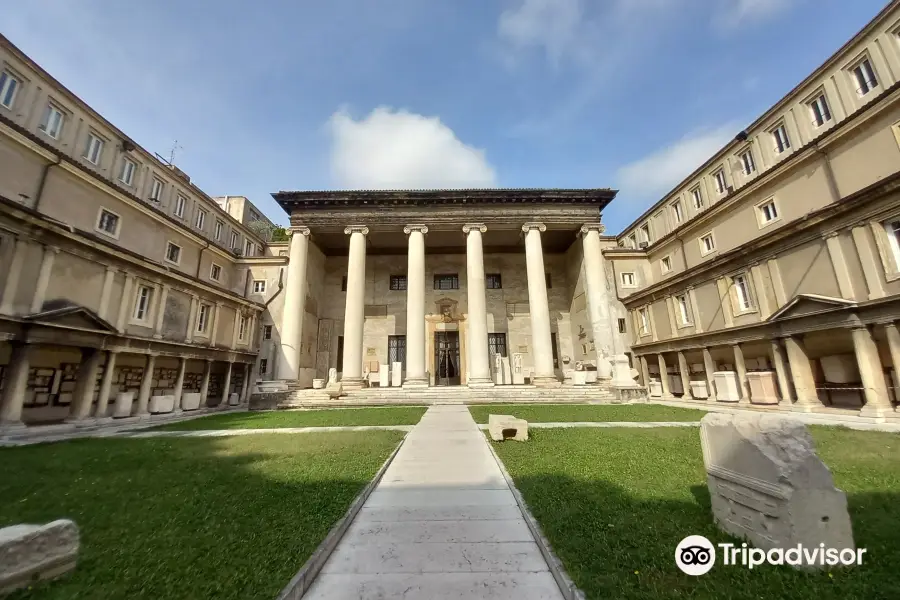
[250,210,260,222]
[545,273,552,289]
[732,274,753,312]
[851,57,878,96]
[486,273,502,289]
[661,256,672,273]
[739,149,756,175]
[617,318,627,334]
[195,208,207,231]
[771,123,791,155]
[165,242,181,265]
[196,303,211,333]
[252,280,266,294]
[627,234,637,249]
[699,232,716,256]
[434,274,459,290]
[638,307,650,335]
[133,285,153,322]
[809,94,832,127]
[215,220,224,241]
[621,272,636,287]
[387,335,406,367]
[713,169,727,194]
[149,178,164,202]
[488,333,508,357]
[691,187,704,210]
[244,240,253,256]
[173,194,186,218]
[757,198,779,226]
[675,294,691,326]
[671,200,684,224]
[259,358,268,374]
[341,276,347,292]
[0,71,20,109]
[389,275,407,291]
[884,218,900,268]
[210,263,222,281]
[39,104,64,139]
[95,208,120,238]
[263,325,272,340]
[640,224,651,244]
[84,132,104,165]
[239,316,248,340]
[119,158,136,186]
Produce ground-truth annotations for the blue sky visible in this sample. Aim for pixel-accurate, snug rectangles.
[3,0,888,231]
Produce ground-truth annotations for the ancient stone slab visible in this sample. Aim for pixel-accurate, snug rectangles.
[228,393,240,406]
[379,364,390,387]
[689,380,710,399]
[713,371,741,402]
[112,391,134,418]
[700,413,854,563]
[391,362,402,387]
[488,414,528,442]
[148,395,175,414]
[181,392,202,411]
[0,519,79,595]
[326,367,343,399]
[500,358,512,386]
[512,353,525,385]
[747,371,780,404]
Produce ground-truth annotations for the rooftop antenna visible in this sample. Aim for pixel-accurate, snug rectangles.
[167,140,183,165]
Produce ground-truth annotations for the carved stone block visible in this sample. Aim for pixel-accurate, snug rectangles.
[0,519,79,595]
[488,414,528,442]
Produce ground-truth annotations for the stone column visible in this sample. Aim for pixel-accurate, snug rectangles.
[221,361,234,407]
[657,354,671,396]
[277,227,311,381]
[0,342,31,427]
[677,352,692,399]
[240,363,252,404]
[851,324,893,420]
[886,323,900,413]
[98,266,117,321]
[115,273,134,333]
[463,224,493,387]
[30,245,58,313]
[732,343,750,405]
[522,223,557,386]
[199,359,212,408]
[702,347,717,402]
[783,335,822,412]
[95,350,118,418]
[135,354,156,416]
[67,349,104,422]
[172,357,187,412]
[340,226,368,389]
[580,223,612,371]
[0,237,27,315]
[639,355,650,387]
[770,339,792,406]
[404,225,429,387]
[209,303,222,347]
[185,294,199,343]
[152,284,169,339]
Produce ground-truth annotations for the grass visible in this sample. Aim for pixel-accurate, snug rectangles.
[0,431,404,599]
[151,406,428,431]
[467,403,707,424]
[492,426,900,600]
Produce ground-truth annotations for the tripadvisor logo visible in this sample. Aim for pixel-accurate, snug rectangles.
[675,535,866,575]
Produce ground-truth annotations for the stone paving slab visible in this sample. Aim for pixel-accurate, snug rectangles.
[344,519,534,544]
[302,572,562,600]
[356,505,525,523]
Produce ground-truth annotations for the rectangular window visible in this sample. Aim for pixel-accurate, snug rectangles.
[263,325,272,340]
[739,149,756,175]
[884,218,900,267]
[239,316,248,340]
[699,232,716,255]
[341,276,347,292]
[215,220,224,241]
[809,94,832,127]
[713,169,727,194]
[259,358,268,374]
[165,242,181,265]
[488,332,508,358]
[39,103,65,139]
[244,240,254,256]
[639,308,650,335]
[196,303,211,333]
[640,224,651,244]
[174,194,186,218]
[691,187,704,210]
[388,335,406,367]
[390,275,407,291]
[95,208,120,237]
[195,208,207,231]
[617,318,627,334]
[434,274,459,290]
[676,294,691,325]
[252,280,266,294]
[250,210,260,222]
[210,263,222,281]
[758,198,779,226]
[628,234,637,249]
[0,71,20,109]
[84,132,104,164]
[852,58,878,96]
[732,274,753,311]
[545,273,552,289]
[133,285,152,321]
[661,256,672,273]
[771,123,791,154]
[621,272,636,287]
[486,273,502,289]
[671,201,683,224]
[149,178,164,202]
[119,158,136,186]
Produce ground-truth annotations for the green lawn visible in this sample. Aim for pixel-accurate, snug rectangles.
[152,406,427,431]
[468,403,707,424]
[0,431,404,599]
[492,426,900,600]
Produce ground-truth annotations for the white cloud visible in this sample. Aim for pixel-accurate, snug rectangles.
[715,0,795,30]
[497,0,583,65]
[328,107,497,190]
[616,122,741,197]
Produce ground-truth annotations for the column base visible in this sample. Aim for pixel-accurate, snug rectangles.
[403,378,429,389]
[341,377,365,391]
[64,416,98,428]
[467,378,495,389]
[0,420,27,434]
[859,404,892,421]
[791,401,820,413]
[531,376,561,388]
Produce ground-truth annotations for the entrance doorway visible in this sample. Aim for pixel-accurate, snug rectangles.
[434,331,461,386]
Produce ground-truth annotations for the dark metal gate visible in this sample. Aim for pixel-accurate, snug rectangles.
[434,331,461,386]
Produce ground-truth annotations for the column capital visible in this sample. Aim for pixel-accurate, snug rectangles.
[522,222,547,233]
[579,223,606,235]
[105,265,118,274]
[462,223,487,234]
[43,245,61,255]
[344,225,369,235]
[404,224,428,235]
[289,226,311,236]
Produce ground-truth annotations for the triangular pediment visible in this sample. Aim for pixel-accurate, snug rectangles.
[766,294,856,322]
[25,301,118,333]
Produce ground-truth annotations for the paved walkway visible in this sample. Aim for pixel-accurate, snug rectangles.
[304,404,564,599]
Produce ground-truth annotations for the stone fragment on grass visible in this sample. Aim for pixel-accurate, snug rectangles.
[0,519,79,595]
[488,414,528,442]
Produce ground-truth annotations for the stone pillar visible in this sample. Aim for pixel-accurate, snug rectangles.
[209,303,222,347]
[404,225,429,387]
[98,266,117,321]
[185,294,199,343]
[0,342,31,427]
[657,354,671,396]
[221,361,234,407]
[172,357,187,412]
[152,284,170,339]
[732,343,750,405]
[770,339,792,406]
[580,223,611,371]
[677,352,692,399]
[463,224,493,387]
[783,335,822,412]
[30,245,58,313]
[277,227,311,381]
[340,226,368,389]
[95,350,118,418]
[135,354,156,416]
[115,273,134,333]
[0,237,27,315]
[639,355,650,388]
[851,324,893,420]
[240,363,252,404]
[199,359,212,408]
[522,222,557,386]
[886,323,900,413]
[67,349,104,421]
[702,347,717,402]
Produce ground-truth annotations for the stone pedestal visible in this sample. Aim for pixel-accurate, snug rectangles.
[148,395,175,414]
[379,364,390,387]
[649,380,663,397]
[747,371,780,405]
[500,357,512,386]
[574,371,587,386]
[111,392,134,418]
[181,392,202,411]
[689,380,710,399]
[713,371,741,402]
[512,353,525,385]
[391,362,402,387]
[228,393,240,406]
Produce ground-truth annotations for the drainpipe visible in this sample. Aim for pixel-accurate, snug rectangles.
[195,241,211,278]
[33,155,63,212]
[816,143,841,204]
[265,266,286,307]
